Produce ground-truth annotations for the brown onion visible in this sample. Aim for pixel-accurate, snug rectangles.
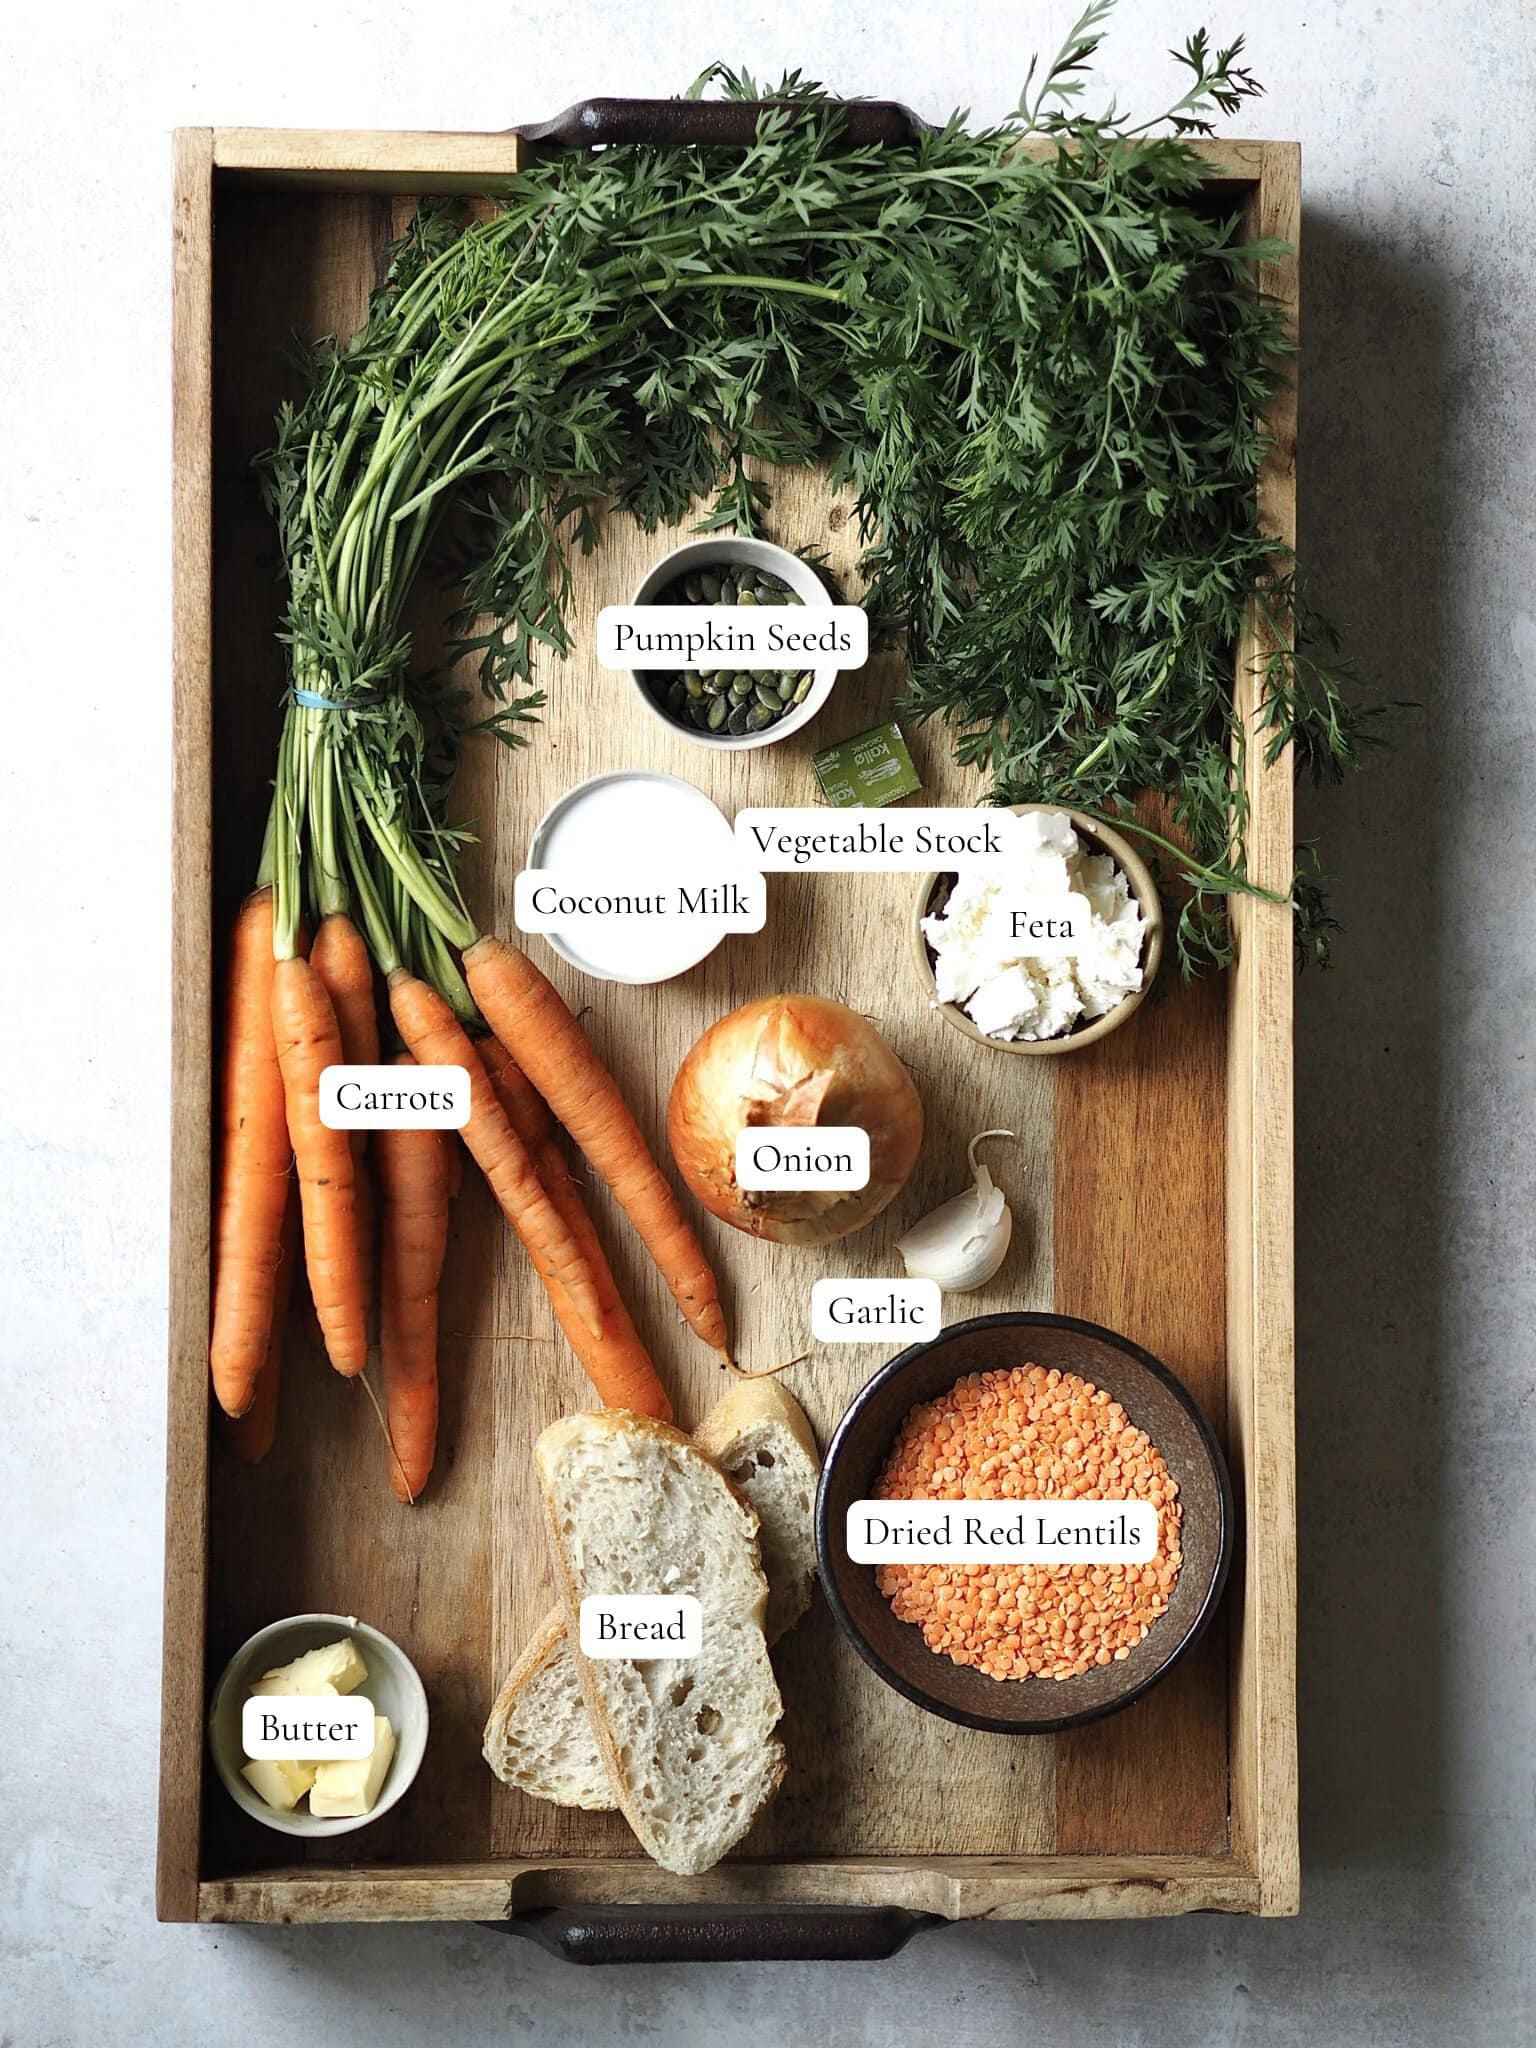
[668,994,924,1245]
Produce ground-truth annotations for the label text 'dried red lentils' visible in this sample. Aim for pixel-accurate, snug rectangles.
[870,1364,1183,1682]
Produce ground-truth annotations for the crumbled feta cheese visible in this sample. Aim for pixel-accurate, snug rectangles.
[922,812,1147,1041]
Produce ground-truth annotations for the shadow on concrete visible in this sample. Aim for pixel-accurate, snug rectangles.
[1290,205,1452,1884]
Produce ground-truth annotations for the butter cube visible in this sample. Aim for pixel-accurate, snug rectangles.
[309,1716,396,1819]
[293,1683,341,1767]
[241,1756,318,1813]
[251,1638,368,1698]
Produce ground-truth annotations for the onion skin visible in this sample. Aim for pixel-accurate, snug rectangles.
[668,994,924,1245]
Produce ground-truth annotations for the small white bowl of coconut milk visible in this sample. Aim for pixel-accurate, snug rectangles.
[525,770,743,986]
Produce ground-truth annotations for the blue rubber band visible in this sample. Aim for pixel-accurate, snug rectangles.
[291,687,389,710]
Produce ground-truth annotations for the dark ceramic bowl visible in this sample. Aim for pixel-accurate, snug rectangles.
[815,1312,1233,1734]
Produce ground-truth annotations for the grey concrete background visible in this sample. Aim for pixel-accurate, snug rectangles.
[3,1,1532,2041]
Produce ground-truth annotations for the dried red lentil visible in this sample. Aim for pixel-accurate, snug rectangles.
[873,1363,1183,1682]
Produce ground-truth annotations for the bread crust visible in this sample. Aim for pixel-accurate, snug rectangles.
[693,1373,821,1471]
[487,1389,821,1826]
[534,1408,785,1874]
[481,1606,617,1812]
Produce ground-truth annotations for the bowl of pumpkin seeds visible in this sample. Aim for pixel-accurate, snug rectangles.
[627,536,841,750]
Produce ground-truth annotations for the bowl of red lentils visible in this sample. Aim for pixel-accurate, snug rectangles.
[814,1312,1232,1733]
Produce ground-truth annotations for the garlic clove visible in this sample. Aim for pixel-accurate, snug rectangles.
[896,1129,1016,1293]
[972,1175,1007,1240]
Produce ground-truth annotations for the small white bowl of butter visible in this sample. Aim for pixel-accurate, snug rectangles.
[208,1613,428,1838]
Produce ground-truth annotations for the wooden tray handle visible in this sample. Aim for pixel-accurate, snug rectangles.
[495,1903,940,1964]
[514,96,928,150]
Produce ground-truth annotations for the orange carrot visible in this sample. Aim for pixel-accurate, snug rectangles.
[221,1191,299,1463]
[375,1058,455,1502]
[387,971,604,1337]
[310,911,380,1327]
[479,1035,672,1421]
[271,954,367,1375]
[477,1032,556,1147]
[210,888,293,1418]
[464,935,729,1359]
[310,912,381,1068]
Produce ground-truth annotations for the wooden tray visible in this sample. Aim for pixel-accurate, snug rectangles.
[161,120,1298,1946]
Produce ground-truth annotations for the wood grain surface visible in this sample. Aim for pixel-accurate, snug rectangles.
[167,135,1297,1921]
[1052,952,1229,1855]
[1226,143,1301,1915]
[160,127,216,1926]
[198,1852,1260,1925]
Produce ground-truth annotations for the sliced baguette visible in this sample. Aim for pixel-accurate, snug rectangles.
[533,1409,785,1875]
[480,1610,616,1812]
[484,1381,820,1814]
[694,1377,820,1645]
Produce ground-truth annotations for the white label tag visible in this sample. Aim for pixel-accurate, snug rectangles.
[241,1694,376,1759]
[579,1595,704,1660]
[513,869,766,936]
[596,605,867,671]
[319,1065,469,1130]
[990,892,1091,952]
[845,1500,1159,1564]
[735,1126,871,1192]
[735,807,1019,872]
[811,1278,942,1343]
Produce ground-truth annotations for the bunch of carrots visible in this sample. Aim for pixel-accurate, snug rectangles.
[210,717,730,1499]
[208,199,753,1493]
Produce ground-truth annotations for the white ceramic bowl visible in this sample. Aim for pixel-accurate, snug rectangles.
[909,805,1164,1055]
[526,769,737,985]
[207,1613,428,1839]
[627,535,840,750]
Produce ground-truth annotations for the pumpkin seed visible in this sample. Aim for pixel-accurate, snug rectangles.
[727,702,751,734]
[707,694,728,731]
[746,704,776,731]
[754,682,780,710]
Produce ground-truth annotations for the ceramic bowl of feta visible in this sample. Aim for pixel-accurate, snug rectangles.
[910,806,1162,1054]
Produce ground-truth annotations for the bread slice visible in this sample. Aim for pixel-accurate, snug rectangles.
[480,1610,616,1811]
[533,1409,785,1875]
[484,1381,820,1814]
[694,1378,820,1645]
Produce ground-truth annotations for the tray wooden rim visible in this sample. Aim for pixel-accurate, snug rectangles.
[161,125,1298,1926]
